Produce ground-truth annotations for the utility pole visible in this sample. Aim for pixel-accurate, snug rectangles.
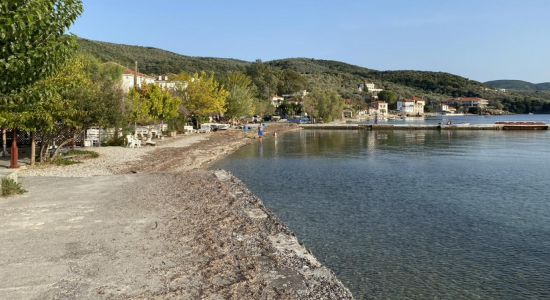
[134,60,138,89]
[134,61,139,136]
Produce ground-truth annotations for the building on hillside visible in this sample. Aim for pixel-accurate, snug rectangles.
[121,70,178,92]
[397,97,425,115]
[122,69,156,92]
[282,90,309,101]
[271,95,284,107]
[155,76,177,90]
[278,90,309,106]
[369,101,389,116]
[359,81,384,99]
[444,97,489,109]
[439,103,457,114]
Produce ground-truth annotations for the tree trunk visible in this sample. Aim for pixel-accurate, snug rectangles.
[10,129,19,169]
[51,131,82,159]
[40,142,49,163]
[1,129,6,157]
[30,132,36,166]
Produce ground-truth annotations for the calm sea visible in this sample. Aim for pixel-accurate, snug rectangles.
[213,117,550,299]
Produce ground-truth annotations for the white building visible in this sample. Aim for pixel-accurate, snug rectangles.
[445,97,489,109]
[121,70,177,92]
[359,81,384,99]
[369,101,389,116]
[397,97,425,115]
[121,69,156,92]
[271,95,284,107]
[155,76,177,90]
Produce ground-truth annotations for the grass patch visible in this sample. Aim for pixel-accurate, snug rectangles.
[50,149,100,166]
[1,178,26,197]
[51,157,82,166]
[64,150,100,159]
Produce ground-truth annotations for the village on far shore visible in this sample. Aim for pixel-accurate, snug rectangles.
[125,67,501,125]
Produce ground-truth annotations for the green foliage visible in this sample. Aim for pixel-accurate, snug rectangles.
[126,88,152,125]
[304,90,344,122]
[51,149,99,165]
[78,39,550,114]
[103,135,126,147]
[485,80,550,92]
[1,178,26,197]
[254,100,275,116]
[51,157,81,165]
[0,0,83,96]
[175,72,229,119]
[246,60,280,100]
[373,70,483,97]
[6,54,127,162]
[277,69,307,95]
[64,149,99,158]
[77,38,248,75]
[377,90,398,103]
[222,72,256,119]
[138,84,181,122]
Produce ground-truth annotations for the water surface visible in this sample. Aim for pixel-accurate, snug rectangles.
[214,126,550,299]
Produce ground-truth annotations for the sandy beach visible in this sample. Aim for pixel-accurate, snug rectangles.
[1,125,353,299]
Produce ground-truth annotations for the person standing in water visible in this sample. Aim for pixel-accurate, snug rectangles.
[258,124,265,141]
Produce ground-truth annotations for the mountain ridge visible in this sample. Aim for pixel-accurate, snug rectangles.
[485,80,550,91]
[77,38,550,113]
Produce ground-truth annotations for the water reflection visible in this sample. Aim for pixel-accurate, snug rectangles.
[215,130,550,299]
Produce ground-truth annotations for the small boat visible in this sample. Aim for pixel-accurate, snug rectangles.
[495,121,548,130]
[440,122,470,129]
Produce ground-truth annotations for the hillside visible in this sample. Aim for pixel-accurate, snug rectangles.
[78,38,249,75]
[77,38,550,113]
[485,80,550,92]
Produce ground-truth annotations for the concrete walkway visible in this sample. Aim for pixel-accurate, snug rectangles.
[0,175,168,299]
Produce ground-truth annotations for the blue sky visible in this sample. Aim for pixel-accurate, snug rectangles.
[71,0,550,83]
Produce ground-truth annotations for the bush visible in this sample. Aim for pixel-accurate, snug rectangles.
[64,150,100,159]
[103,136,126,146]
[51,149,99,166]
[1,178,26,197]
[51,157,81,166]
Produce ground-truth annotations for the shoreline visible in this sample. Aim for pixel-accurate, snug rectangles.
[2,124,354,299]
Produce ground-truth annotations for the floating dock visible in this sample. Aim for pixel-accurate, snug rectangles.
[300,123,549,131]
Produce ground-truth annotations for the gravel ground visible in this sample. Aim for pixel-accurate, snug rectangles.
[19,134,208,177]
[5,124,355,299]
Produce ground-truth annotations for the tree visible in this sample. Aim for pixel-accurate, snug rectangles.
[303,90,344,122]
[0,0,83,166]
[276,101,291,117]
[377,90,398,103]
[254,100,275,117]
[139,84,181,126]
[175,72,228,124]
[222,72,255,121]
[0,0,83,96]
[277,70,307,95]
[11,55,126,162]
[246,60,279,100]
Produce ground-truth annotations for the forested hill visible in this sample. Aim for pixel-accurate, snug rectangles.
[78,38,550,113]
[485,80,550,92]
[77,38,249,75]
[77,38,487,97]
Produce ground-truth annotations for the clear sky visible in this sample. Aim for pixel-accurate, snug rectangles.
[70,0,550,83]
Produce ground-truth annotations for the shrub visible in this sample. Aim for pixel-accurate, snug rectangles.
[1,178,26,197]
[64,150,100,159]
